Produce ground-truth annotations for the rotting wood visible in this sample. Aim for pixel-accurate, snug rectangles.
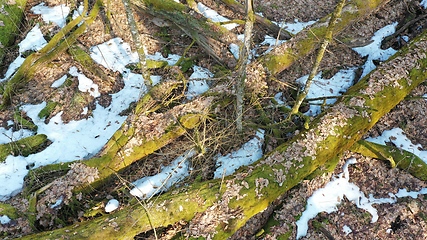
[23,79,209,194]
[20,22,427,240]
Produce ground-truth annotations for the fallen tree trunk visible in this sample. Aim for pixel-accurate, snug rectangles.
[21,20,427,240]
[254,0,389,75]
[0,0,27,67]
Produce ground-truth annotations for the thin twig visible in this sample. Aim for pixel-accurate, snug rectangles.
[289,0,347,117]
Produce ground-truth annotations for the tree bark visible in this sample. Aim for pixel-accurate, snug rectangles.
[236,0,255,132]
[21,22,427,240]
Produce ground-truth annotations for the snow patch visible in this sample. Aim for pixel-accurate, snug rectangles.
[69,66,100,97]
[186,66,213,100]
[296,68,356,116]
[275,19,316,35]
[353,23,398,78]
[197,3,238,30]
[296,157,427,239]
[130,150,195,199]
[31,3,70,28]
[0,215,11,224]
[214,129,264,179]
[105,199,120,212]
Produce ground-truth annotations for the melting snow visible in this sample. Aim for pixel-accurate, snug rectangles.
[197,3,238,30]
[296,158,427,239]
[31,3,70,28]
[105,199,120,212]
[353,23,398,78]
[130,150,195,199]
[214,129,265,179]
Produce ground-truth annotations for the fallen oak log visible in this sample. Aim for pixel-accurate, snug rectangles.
[0,0,27,67]
[20,18,427,240]
[22,78,213,229]
[23,79,189,194]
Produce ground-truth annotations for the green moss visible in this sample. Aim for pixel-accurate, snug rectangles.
[71,92,88,106]
[38,101,59,119]
[277,230,293,240]
[0,0,27,66]
[0,203,19,219]
[147,59,168,69]
[212,64,231,78]
[351,140,427,180]
[264,52,296,75]
[178,58,194,72]
[0,134,47,162]
[144,0,185,12]
[14,110,38,131]
[23,162,71,196]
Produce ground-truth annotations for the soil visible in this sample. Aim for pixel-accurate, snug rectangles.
[1,0,427,239]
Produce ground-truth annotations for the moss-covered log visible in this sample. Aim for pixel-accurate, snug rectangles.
[257,0,389,75]
[0,134,48,162]
[350,140,427,180]
[21,18,427,240]
[0,0,27,67]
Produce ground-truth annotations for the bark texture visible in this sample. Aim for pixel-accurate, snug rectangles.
[0,134,47,162]
[1,0,100,107]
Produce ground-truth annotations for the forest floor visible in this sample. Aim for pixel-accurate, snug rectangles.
[1,0,427,239]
